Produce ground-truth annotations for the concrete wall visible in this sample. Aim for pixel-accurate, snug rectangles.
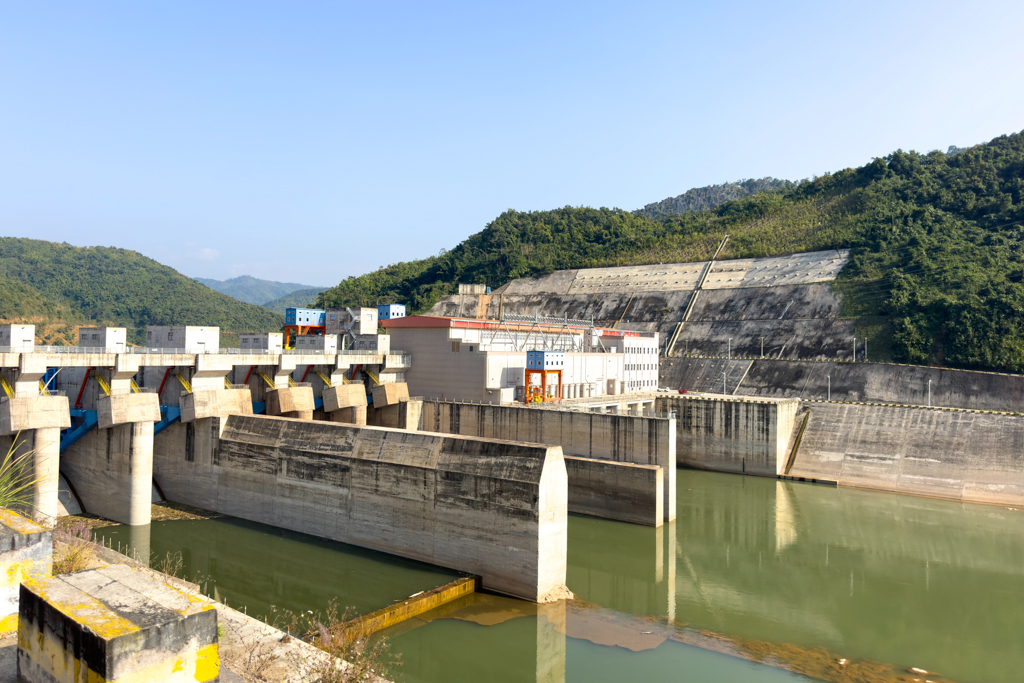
[564,457,662,526]
[153,414,570,603]
[422,401,675,523]
[61,421,155,526]
[657,394,799,476]
[790,402,1024,506]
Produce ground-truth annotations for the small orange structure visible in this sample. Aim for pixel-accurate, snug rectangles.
[524,351,565,403]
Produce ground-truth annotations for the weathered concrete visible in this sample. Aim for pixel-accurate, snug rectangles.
[564,457,663,526]
[330,405,368,425]
[657,394,800,476]
[153,414,570,603]
[62,420,156,526]
[422,401,675,523]
[266,386,314,420]
[97,392,160,429]
[372,382,409,407]
[0,510,50,634]
[18,564,219,683]
[790,402,1024,506]
[322,384,367,412]
[0,398,69,526]
[182,388,253,423]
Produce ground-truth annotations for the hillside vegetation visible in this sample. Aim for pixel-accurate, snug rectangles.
[261,287,327,314]
[636,177,793,220]
[196,275,324,305]
[0,239,282,345]
[319,130,1024,373]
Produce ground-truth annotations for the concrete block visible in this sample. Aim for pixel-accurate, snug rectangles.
[375,404,401,428]
[0,510,51,633]
[18,564,219,683]
[323,384,367,412]
[181,388,253,423]
[265,386,314,415]
[565,457,663,526]
[371,382,409,407]
[0,396,70,436]
[97,392,161,429]
[399,398,422,431]
[330,406,367,425]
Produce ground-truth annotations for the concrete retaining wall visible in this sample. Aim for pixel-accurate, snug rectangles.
[657,394,799,476]
[422,401,675,523]
[564,457,663,526]
[153,414,569,603]
[790,402,1024,506]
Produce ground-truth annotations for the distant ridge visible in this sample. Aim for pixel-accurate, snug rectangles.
[261,287,328,314]
[196,275,325,305]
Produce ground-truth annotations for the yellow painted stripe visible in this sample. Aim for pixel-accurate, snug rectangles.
[195,643,220,682]
[0,508,47,535]
[23,577,140,640]
[0,613,17,633]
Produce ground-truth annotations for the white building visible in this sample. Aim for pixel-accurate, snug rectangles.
[77,327,127,352]
[382,315,659,404]
[0,325,34,351]
[145,326,220,354]
[378,304,406,320]
[239,332,283,352]
[294,334,339,353]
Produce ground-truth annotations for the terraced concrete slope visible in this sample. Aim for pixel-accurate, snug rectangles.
[427,249,852,358]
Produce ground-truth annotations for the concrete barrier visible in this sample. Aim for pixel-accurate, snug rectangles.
[657,394,799,476]
[18,564,219,682]
[422,401,675,523]
[153,414,570,603]
[789,402,1024,506]
[0,510,51,634]
[564,457,663,526]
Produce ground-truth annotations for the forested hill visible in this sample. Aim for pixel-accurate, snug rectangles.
[261,287,327,314]
[319,129,1024,373]
[0,238,282,345]
[195,275,324,305]
[636,177,793,220]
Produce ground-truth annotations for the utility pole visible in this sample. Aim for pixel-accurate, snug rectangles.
[827,375,831,401]
[728,338,732,360]
[722,372,727,395]
[928,379,932,407]
[760,337,765,359]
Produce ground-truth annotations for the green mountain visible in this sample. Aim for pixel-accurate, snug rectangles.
[261,287,328,314]
[0,238,283,346]
[195,275,324,305]
[636,177,793,220]
[318,130,1024,373]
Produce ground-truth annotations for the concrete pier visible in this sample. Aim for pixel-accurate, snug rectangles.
[152,414,571,603]
[564,457,663,526]
[422,401,676,524]
[62,393,161,526]
[0,396,70,524]
[323,383,368,425]
[266,386,314,420]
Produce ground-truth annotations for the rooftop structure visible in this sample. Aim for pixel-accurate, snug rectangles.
[285,308,325,326]
[0,324,34,351]
[378,304,406,320]
[77,327,127,352]
[145,326,219,353]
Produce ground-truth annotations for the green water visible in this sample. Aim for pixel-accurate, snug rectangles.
[100,471,1024,682]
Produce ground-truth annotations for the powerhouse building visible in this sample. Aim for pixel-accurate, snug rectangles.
[382,315,658,404]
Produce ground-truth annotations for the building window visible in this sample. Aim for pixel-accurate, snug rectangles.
[147,331,152,339]
[452,341,461,352]
[168,332,174,341]
[468,346,474,352]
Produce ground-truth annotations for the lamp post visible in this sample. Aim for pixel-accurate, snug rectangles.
[853,338,857,362]
[827,375,831,401]
[928,379,932,407]
[760,337,765,359]
[728,338,732,360]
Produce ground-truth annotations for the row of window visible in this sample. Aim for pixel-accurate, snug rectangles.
[627,364,655,371]
[630,380,656,388]
[625,345,655,354]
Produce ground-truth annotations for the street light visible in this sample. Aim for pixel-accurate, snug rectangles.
[728,338,732,360]
[760,336,765,359]
[928,379,932,407]
[827,375,831,401]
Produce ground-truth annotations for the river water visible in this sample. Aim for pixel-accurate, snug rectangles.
[99,470,1024,683]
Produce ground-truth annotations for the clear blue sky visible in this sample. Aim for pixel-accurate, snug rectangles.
[2,1,1023,285]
